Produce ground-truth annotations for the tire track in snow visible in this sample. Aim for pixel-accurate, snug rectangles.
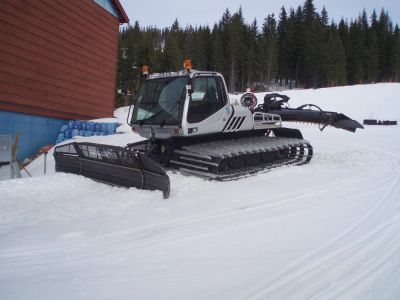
[309,175,400,300]
[242,161,400,299]
[0,168,393,272]
[251,201,400,300]
[2,134,398,286]
[311,213,400,300]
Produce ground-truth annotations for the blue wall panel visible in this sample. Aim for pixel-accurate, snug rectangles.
[0,110,67,161]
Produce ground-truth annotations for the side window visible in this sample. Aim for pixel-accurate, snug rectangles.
[187,77,226,123]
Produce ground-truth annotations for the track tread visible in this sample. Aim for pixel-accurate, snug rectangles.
[169,136,313,179]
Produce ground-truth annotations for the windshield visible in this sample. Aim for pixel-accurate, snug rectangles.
[131,76,188,125]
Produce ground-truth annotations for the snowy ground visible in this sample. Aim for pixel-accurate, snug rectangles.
[1,84,400,299]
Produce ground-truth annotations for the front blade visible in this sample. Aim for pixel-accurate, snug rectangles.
[54,142,170,199]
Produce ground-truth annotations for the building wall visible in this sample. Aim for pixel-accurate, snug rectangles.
[0,0,121,120]
[0,111,67,161]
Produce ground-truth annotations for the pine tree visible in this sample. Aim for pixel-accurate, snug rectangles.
[261,14,278,90]
[320,7,329,26]
[284,7,304,87]
[347,20,365,84]
[116,21,143,105]
[218,9,233,89]
[391,25,400,81]
[367,10,380,82]
[337,18,349,46]
[183,25,195,64]
[325,24,347,85]
[230,8,247,91]
[277,6,288,85]
[245,19,259,88]
[358,9,370,82]
[210,24,225,72]
[198,26,212,70]
[377,9,392,81]
[318,7,330,86]
[366,17,379,82]
[162,20,183,71]
[302,0,325,87]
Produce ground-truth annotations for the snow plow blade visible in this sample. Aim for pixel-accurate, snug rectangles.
[54,142,170,198]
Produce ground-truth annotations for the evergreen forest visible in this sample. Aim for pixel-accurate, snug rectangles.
[116,0,400,106]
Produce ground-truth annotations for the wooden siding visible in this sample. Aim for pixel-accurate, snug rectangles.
[0,0,122,120]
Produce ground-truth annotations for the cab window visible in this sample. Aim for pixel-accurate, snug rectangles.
[187,76,226,123]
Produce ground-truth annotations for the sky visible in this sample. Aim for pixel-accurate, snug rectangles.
[118,0,400,29]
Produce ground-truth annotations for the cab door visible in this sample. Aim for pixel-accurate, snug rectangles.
[182,75,232,136]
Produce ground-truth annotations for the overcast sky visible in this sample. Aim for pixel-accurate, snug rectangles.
[119,0,400,29]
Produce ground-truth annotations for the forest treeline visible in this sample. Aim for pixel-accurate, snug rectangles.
[116,0,400,106]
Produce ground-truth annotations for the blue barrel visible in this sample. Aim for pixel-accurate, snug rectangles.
[57,133,65,140]
[104,123,113,133]
[72,129,79,137]
[68,120,75,129]
[113,123,120,131]
[65,129,72,139]
[60,125,68,133]
[100,123,107,132]
[100,132,107,136]
[83,131,93,137]
[86,122,95,131]
[75,121,82,130]
[79,130,85,136]
[94,123,101,132]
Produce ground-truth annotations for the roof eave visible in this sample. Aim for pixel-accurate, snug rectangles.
[113,0,129,23]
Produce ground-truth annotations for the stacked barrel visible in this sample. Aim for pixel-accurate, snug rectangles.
[55,121,120,144]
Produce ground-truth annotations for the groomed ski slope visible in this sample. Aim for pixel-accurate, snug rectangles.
[1,83,400,300]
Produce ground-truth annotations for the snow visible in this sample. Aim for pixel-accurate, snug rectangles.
[1,83,400,299]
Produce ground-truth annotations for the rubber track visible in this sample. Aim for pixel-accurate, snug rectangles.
[169,136,313,180]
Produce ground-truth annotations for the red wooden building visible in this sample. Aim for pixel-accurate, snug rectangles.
[0,0,129,119]
[0,0,129,159]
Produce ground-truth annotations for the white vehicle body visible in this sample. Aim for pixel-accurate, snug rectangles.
[131,70,281,140]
